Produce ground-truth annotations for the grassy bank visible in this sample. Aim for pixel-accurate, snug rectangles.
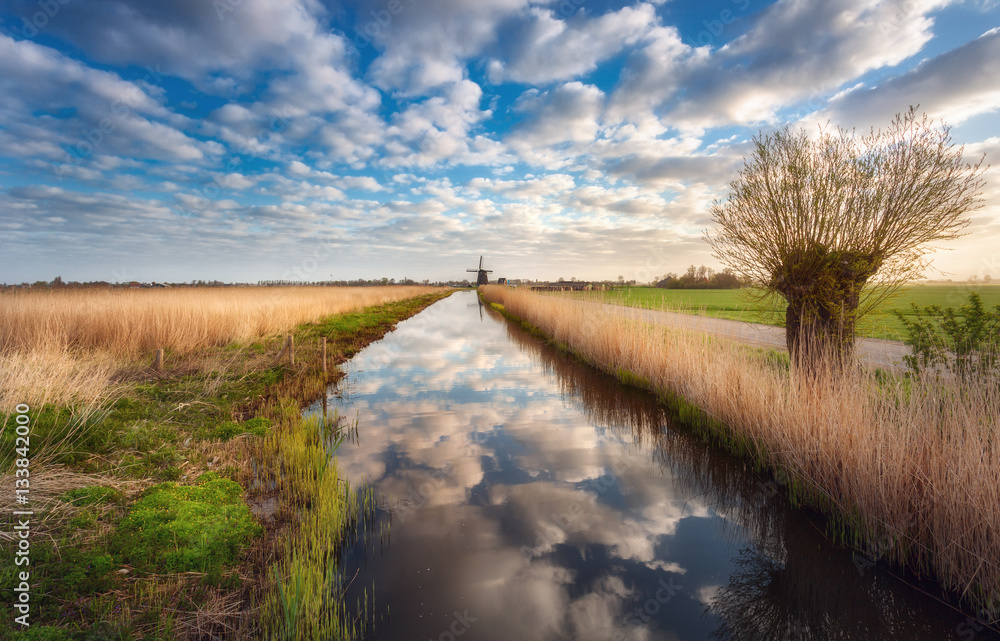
[0,286,451,639]
[568,283,1000,340]
[481,284,1000,622]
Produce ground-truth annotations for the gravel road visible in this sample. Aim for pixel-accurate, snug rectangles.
[596,302,911,370]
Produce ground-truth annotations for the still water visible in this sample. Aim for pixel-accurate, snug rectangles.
[307,291,994,641]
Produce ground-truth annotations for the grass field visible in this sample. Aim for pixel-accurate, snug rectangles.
[570,283,1000,341]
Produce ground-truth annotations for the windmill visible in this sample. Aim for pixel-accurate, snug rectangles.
[466,256,492,286]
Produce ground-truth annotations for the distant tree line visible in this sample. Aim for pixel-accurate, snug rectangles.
[654,265,745,289]
[1,276,450,289]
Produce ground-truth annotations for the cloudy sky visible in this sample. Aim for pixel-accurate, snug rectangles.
[1,0,998,284]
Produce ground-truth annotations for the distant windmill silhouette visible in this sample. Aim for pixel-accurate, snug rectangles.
[466,256,492,286]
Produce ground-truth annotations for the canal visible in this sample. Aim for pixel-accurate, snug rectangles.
[307,290,993,641]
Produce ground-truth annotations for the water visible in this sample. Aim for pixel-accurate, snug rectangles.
[306,291,995,641]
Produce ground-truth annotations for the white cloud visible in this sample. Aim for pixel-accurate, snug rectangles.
[27,0,331,86]
[468,174,577,202]
[506,82,606,168]
[364,0,528,95]
[815,28,1000,130]
[493,3,658,84]
[0,35,219,172]
[610,0,960,131]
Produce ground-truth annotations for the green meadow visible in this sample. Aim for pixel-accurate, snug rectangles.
[573,283,1000,341]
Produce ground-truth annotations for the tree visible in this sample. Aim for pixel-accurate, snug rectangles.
[706,108,986,367]
[711,268,741,290]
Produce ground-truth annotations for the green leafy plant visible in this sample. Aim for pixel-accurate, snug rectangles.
[61,485,125,507]
[211,416,272,441]
[112,471,261,576]
[893,292,1000,380]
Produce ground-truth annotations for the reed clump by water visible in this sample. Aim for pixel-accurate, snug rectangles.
[260,412,364,640]
[481,284,1000,619]
[0,286,438,411]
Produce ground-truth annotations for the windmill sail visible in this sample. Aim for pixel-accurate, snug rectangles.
[465,256,492,286]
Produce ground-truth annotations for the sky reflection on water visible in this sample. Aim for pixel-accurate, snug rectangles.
[306,291,992,641]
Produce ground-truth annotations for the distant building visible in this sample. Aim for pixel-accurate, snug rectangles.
[530,281,608,292]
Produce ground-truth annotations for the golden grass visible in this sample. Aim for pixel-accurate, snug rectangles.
[481,284,1000,618]
[0,286,439,411]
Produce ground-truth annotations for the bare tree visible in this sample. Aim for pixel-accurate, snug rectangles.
[706,108,986,366]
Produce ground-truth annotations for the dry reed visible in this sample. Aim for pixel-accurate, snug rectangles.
[481,285,1000,618]
[0,286,438,411]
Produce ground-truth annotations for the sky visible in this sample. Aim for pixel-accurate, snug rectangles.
[0,0,998,284]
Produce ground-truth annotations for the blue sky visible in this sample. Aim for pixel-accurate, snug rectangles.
[0,0,998,283]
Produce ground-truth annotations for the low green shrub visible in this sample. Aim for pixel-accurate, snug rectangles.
[8,625,74,640]
[893,292,1000,381]
[112,472,261,576]
[211,416,271,441]
[61,486,124,507]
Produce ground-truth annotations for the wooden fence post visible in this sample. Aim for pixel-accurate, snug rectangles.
[321,337,327,374]
[153,348,163,373]
[275,335,295,365]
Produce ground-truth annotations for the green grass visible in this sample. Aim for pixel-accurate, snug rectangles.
[112,471,262,577]
[571,284,1000,341]
[212,417,272,441]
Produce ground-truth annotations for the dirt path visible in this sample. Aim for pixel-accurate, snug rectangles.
[596,302,911,370]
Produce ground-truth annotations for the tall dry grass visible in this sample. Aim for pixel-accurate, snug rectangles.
[481,285,1000,618]
[0,286,439,411]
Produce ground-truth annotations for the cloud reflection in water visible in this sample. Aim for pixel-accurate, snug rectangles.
[308,291,987,641]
